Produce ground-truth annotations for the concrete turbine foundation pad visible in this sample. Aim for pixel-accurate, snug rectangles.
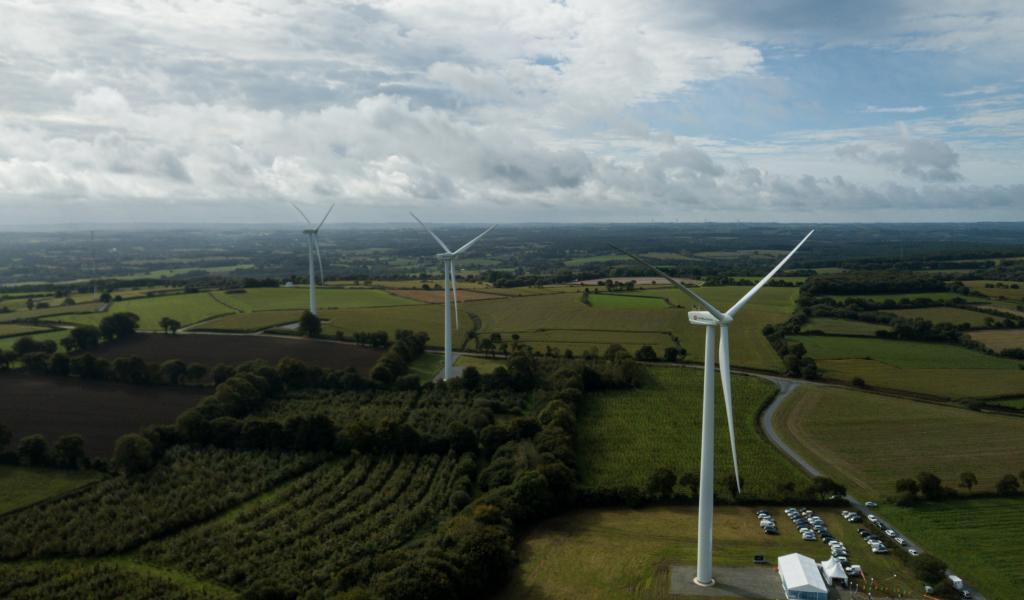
[669,566,782,598]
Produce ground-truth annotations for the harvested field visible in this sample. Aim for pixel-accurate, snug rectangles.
[0,373,204,457]
[968,328,1024,352]
[386,288,501,303]
[86,333,384,373]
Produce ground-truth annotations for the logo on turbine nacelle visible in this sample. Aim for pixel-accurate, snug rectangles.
[687,310,719,326]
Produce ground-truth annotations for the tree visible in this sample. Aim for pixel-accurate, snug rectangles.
[113,356,151,384]
[62,326,101,352]
[0,423,11,451]
[646,468,677,499]
[160,359,187,385]
[461,366,481,391]
[663,347,680,362]
[17,434,50,466]
[806,476,845,500]
[297,310,322,337]
[895,478,919,497]
[112,433,154,475]
[995,474,1020,496]
[479,338,495,357]
[99,312,139,341]
[678,471,700,497]
[99,291,112,303]
[54,435,86,469]
[917,471,944,500]
[158,317,182,334]
[909,554,948,585]
[958,471,978,492]
[634,345,658,361]
[185,363,208,383]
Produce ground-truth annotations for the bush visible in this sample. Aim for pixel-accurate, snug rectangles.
[112,433,155,476]
[995,474,1020,496]
[909,554,948,585]
[17,434,50,466]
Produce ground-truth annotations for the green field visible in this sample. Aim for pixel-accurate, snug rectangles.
[576,367,810,499]
[885,306,995,328]
[790,335,1019,370]
[588,293,668,310]
[772,385,1024,500]
[0,323,54,338]
[0,302,105,323]
[0,329,67,351]
[989,397,1024,409]
[497,506,919,600]
[408,353,444,382]
[319,303,470,349]
[881,499,1024,600]
[0,466,104,514]
[506,329,678,355]
[211,287,417,312]
[46,293,235,330]
[968,328,1024,352]
[801,318,890,336]
[454,354,505,374]
[825,292,980,303]
[965,280,1024,301]
[192,310,303,332]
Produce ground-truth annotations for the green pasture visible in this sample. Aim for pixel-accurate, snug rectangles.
[881,499,1024,600]
[576,367,809,499]
[885,306,995,328]
[772,385,1024,500]
[823,291,981,303]
[801,317,890,336]
[988,397,1024,409]
[498,329,677,355]
[968,328,1024,352]
[497,505,919,600]
[318,303,469,349]
[814,358,1024,398]
[0,466,103,514]
[0,302,104,323]
[0,323,54,338]
[0,329,67,351]
[454,355,505,374]
[587,293,668,310]
[407,353,444,382]
[790,335,1019,370]
[45,293,235,330]
[211,287,416,312]
[192,310,303,332]
[965,280,1024,301]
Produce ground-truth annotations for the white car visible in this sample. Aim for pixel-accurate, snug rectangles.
[871,546,889,554]
[894,537,907,546]
[802,532,816,541]
[908,549,921,557]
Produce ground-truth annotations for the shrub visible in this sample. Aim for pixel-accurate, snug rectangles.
[112,433,155,476]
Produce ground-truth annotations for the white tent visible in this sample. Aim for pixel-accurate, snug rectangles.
[778,553,828,600]
[819,557,849,585]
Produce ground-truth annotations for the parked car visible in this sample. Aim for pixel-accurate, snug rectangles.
[894,537,907,546]
[846,565,862,577]
[908,549,920,557]
[802,531,816,541]
[865,501,878,508]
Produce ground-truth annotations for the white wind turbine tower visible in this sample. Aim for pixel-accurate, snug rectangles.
[293,203,335,316]
[411,213,495,381]
[612,230,813,587]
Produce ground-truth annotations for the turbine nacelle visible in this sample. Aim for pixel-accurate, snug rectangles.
[688,310,731,326]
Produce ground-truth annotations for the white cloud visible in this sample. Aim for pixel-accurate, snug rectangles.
[865,105,927,114]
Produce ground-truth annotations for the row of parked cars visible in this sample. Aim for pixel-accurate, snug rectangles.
[755,509,778,534]
[781,507,862,576]
[862,513,916,555]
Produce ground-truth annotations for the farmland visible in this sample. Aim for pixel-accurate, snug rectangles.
[880,499,1024,600]
[386,288,501,303]
[211,287,416,311]
[771,385,1024,500]
[884,306,996,328]
[968,328,1024,352]
[801,317,889,336]
[0,373,204,456]
[46,293,234,330]
[0,466,104,514]
[0,323,54,338]
[86,333,384,373]
[191,310,303,332]
[319,303,468,350]
[965,280,1024,300]
[576,367,810,498]
[824,291,981,303]
[497,506,919,600]
[0,329,66,351]
[587,293,668,310]
[789,335,1019,370]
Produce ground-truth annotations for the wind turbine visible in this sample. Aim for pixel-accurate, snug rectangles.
[611,230,813,587]
[293,203,334,316]
[411,212,495,381]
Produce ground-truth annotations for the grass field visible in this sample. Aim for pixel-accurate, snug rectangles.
[387,288,501,303]
[772,385,1024,500]
[801,318,890,336]
[968,328,1024,352]
[0,323,54,338]
[497,506,919,600]
[0,466,104,514]
[0,330,67,351]
[885,306,995,328]
[47,293,235,330]
[212,287,417,312]
[408,353,444,382]
[576,367,810,499]
[319,303,470,349]
[191,310,303,332]
[790,335,1019,370]
[502,329,678,355]
[454,354,505,374]
[588,294,668,310]
[825,292,980,303]
[965,280,1024,301]
[881,498,1024,600]
[0,302,105,323]
[989,397,1024,409]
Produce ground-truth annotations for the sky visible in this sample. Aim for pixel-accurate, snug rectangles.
[1,0,1023,225]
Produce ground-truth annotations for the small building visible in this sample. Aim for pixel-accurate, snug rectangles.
[778,553,828,600]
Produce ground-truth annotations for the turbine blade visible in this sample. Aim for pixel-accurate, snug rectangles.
[314,203,335,233]
[292,203,313,225]
[726,230,814,318]
[452,224,496,255]
[608,244,726,321]
[719,327,741,494]
[314,235,326,285]
[450,262,460,329]
[410,212,451,253]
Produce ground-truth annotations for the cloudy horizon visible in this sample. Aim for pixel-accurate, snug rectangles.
[2,1,1023,224]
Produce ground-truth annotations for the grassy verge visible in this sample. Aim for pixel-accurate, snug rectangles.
[0,466,104,514]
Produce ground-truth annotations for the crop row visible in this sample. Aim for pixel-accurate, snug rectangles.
[0,447,318,558]
[0,562,226,600]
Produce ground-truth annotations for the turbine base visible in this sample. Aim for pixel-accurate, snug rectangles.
[692,576,716,587]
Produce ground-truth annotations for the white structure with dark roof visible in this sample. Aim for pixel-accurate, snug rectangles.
[778,553,828,600]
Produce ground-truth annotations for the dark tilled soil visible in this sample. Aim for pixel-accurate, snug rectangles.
[0,373,205,457]
[87,333,384,374]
